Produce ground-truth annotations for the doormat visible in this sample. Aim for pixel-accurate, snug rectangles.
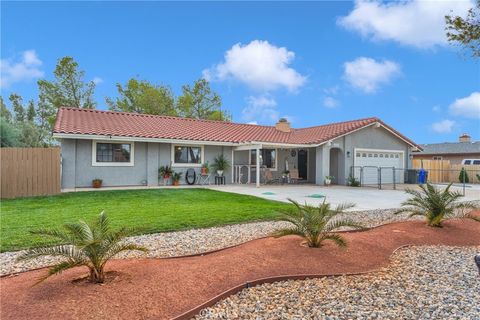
[262,192,276,195]
[308,194,325,198]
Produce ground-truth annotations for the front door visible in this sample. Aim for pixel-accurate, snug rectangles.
[298,150,308,180]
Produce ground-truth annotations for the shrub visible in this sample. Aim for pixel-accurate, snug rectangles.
[18,212,147,283]
[347,175,361,187]
[212,154,230,172]
[273,199,364,248]
[459,167,469,183]
[395,182,479,227]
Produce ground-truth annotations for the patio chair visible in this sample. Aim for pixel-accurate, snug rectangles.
[264,168,280,184]
[289,169,305,184]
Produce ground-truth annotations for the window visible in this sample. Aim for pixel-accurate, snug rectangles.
[173,146,202,164]
[433,156,442,160]
[464,160,472,165]
[473,160,480,165]
[92,141,134,166]
[251,149,277,169]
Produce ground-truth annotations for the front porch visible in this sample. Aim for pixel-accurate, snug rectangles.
[231,145,316,187]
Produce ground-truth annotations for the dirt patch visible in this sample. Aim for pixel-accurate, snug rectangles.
[1,218,479,320]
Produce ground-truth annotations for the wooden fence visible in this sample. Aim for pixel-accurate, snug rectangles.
[1,148,61,199]
[412,159,480,184]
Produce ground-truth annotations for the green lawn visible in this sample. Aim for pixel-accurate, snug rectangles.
[0,188,290,252]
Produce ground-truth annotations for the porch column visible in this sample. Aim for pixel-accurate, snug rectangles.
[231,149,235,183]
[256,147,260,188]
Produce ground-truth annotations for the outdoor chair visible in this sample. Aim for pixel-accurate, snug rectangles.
[264,168,280,184]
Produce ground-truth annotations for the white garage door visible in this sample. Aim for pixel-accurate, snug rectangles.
[354,149,404,185]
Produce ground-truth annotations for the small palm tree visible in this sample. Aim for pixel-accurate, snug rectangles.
[395,183,479,227]
[18,212,147,283]
[273,199,364,248]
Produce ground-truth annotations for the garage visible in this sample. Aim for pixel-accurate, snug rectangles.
[353,148,404,185]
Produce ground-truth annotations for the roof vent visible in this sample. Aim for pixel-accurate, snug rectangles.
[275,118,291,133]
[459,133,471,142]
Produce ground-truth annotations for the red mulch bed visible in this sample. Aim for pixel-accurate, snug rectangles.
[1,218,479,320]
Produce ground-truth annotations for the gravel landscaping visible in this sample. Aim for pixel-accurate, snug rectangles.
[0,208,421,276]
[195,245,480,320]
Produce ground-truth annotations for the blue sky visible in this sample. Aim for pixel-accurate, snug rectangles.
[1,1,479,143]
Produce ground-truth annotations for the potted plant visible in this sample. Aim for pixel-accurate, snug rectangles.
[212,154,230,176]
[172,171,183,186]
[324,175,334,186]
[159,165,173,185]
[282,170,290,178]
[201,162,210,175]
[92,178,102,188]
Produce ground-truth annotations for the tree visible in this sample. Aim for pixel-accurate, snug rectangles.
[26,100,36,122]
[176,78,230,121]
[106,78,177,116]
[0,118,20,147]
[18,211,147,283]
[459,167,470,183]
[445,0,480,58]
[38,56,96,109]
[0,97,12,123]
[9,93,25,123]
[35,93,56,146]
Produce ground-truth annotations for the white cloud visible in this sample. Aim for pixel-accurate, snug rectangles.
[0,50,44,88]
[242,95,279,123]
[432,105,441,112]
[431,119,455,133]
[92,77,103,85]
[343,57,401,93]
[323,96,340,108]
[203,40,306,92]
[323,85,340,95]
[338,0,474,48]
[449,92,480,119]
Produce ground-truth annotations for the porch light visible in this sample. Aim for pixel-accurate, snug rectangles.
[409,154,414,160]
[346,151,351,158]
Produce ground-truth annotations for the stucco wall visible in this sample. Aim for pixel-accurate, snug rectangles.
[60,139,234,188]
[413,154,480,164]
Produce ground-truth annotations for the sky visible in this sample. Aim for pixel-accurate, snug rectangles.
[1,1,479,144]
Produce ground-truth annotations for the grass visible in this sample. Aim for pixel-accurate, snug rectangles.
[0,188,291,252]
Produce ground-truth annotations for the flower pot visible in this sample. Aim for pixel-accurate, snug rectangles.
[217,170,224,176]
[173,180,180,186]
[201,167,208,175]
[92,181,102,188]
[164,175,171,180]
[324,179,331,186]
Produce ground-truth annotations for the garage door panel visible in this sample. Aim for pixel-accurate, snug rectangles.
[354,150,404,185]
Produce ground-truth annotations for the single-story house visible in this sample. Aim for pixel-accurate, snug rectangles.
[412,134,480,164]
[53,108,421,189]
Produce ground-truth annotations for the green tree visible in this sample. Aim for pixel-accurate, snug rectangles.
[9,94,25,123]
[177,78,230,121]
[35,94,56,146]
[445,0,480,58]
[26,100,36,122]
[459,167,470,183]
[0,118,20,147]
[38,56,96,109]
[106,78,177,116]
[0,97,12,123]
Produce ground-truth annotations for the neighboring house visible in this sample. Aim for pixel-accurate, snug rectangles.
[53,108,421,189]
[412,134,480,164]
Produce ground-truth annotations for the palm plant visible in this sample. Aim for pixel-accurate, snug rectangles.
[273,199,364,248]
[395,182,479,227]
[18,211,147,283]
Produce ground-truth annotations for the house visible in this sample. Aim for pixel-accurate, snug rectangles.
[412,134,480,164]
[53,108,421,189]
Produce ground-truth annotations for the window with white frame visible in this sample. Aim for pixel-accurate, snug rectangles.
[173,145,202,164]
[250,149,277,170]
[92,141,134,166]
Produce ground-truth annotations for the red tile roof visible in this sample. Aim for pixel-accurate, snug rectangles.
[53,108,419,147]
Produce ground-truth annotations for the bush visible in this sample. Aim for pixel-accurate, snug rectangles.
[347,175,361,187]
[273,199,364,248]
[459,167,469,183]
[395,182,479,227]
[18,212,147,283]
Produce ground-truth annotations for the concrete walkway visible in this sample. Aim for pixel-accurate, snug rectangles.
[208,184,480,211]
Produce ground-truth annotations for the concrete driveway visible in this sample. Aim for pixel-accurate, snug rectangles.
[208,184,480,211]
